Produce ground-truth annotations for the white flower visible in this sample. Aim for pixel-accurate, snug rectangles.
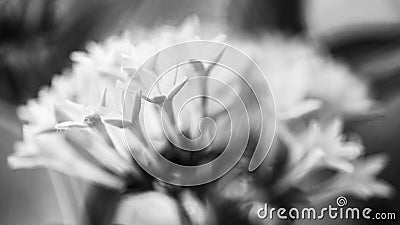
[298,119,363,171]
[8,18,213,188]
[233,35,372,120]
[9,126,125,188]
[8,17,231,189]
[308,154,394,203]
[276,119,364,189]
[8,17,391,216]
[114,192,182,225]
[333,154,394,198]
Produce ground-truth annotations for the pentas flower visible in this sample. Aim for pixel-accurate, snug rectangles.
[308,154,394,203]
[8,18,393,225]
[9,17,241,191]
[330,154,394,199]
[8,18,212,189]
[233,35,372,121]
[275,119,364,190]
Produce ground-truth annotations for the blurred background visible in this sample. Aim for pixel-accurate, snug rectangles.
[0,0,399,224]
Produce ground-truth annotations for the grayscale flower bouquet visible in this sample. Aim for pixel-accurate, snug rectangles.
[9,18,393,225]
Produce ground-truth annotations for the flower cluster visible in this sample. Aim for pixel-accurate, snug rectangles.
[9,18,393,225]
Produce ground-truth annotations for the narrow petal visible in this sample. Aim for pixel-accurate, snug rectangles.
[189,59,205,74]
[55,121,88,130]
[54,104,73,123]
[104,119,134,129]
[142,95,166,105]
[131,90,142,122]
[205,45,227,75]
[9,134,124,189]
[121,66,136,76]
[279,99,322,120]
[167,76,189,99]
[99,87,107,107]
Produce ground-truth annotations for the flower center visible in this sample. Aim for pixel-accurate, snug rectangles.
[84,113,102,127]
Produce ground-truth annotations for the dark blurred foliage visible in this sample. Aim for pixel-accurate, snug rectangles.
[83,163,156,225]
[0,0,142,104]
[226,0,304,35]
[83,186,122,225]
[325,25,400,100]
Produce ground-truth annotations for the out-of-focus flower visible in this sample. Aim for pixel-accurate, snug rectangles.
[114,192,182,225]
[281,119,363,171]
[332,154,394,198]
[308,154,395,203]
[230,35,391,208]
[275,119,364,191]
[234,35,372,121]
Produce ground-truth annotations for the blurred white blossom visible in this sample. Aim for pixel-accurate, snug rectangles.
[308,154,394,203]
[233,35,372,120]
